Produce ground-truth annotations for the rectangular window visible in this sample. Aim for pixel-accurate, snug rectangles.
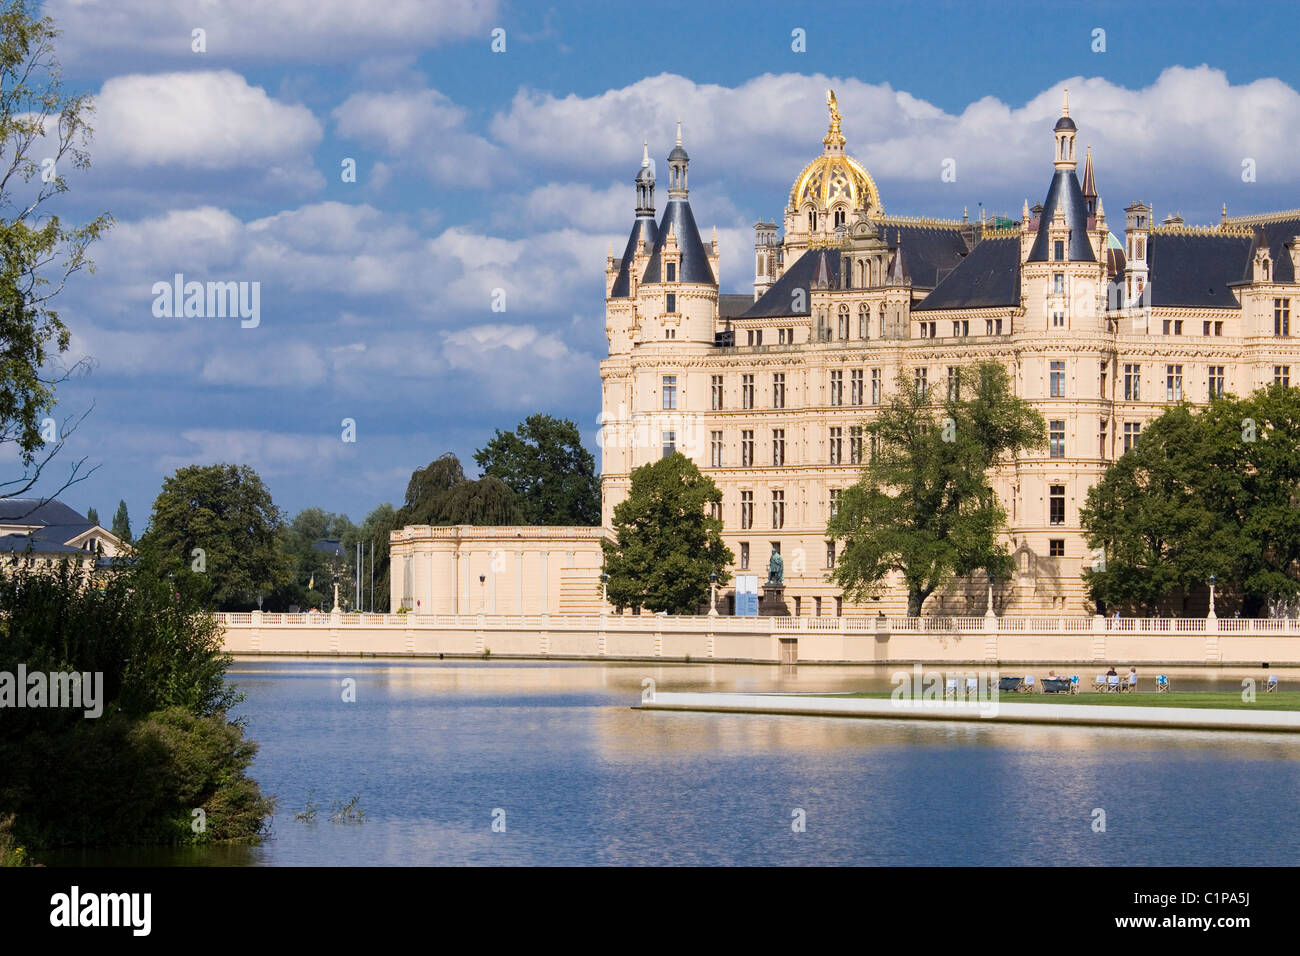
[1123,364,1140,401]
[851,369,864,406]
[1275,365,1291,388]
[1124,422,1141,452]
[870,368,881,404]
[1214,321,1223,336]
[772,429,785,466]
[1099,419,1107,458]
[1050,361,1065,397]
[740,541,750,569]
[772,490,785,529]
[1049,539,1065,557]
[741,429,754,467]
[1049,420,1065,458]
[1203,320,1211,336]
[711,375,723,410]
[1276,298,1291,337]
[709,501,721,521]
[914,367,928,397]
[1052,310,1065,328]
[829,426,843,465]
[849,426,863,465]
[1049,485,1066,526]
[661,430,676,458]
[1166,364,1183,401]
[1175,319,1183,335]
[826,541,836,569]
[947,366,961,402]
[662,374,677,410]
[829,488,841,518]
[666,262,676,282]
[740,492,753,530]
[666,292,676,313]
[1054,239,1064,261]
[830,370,843,406]
[1100,361,1108,397]
[773,373,786,409]
[1208,366,1225,400]
[710,430,723,468]
[814,596,822,617]
[1053,273,1064,294]
[742,374,754,409]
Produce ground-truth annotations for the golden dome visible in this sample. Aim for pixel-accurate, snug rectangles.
[788,90,882,216]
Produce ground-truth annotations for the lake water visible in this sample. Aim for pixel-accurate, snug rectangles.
[45,659,1300,866]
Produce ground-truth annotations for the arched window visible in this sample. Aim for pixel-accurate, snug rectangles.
[872,258,880,287]
[858,303,869,339]
[838,304,850,340]
[878,303,887,338]
[834,208,846,228]
[808,209,816,231]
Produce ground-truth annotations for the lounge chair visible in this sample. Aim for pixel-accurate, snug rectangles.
[945,678,958,699]
[998,676,1023,693]
[1265,674,1279,694]
[1023,675,1037,693]
[1156,674,1170,694]
[1106,674,1121,692]
[1069,675,1080,694]
[1126,672,1138,693]
[1042,678,1071,693]
[1093,675,1108,692]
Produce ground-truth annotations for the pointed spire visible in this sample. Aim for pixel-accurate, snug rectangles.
[642,140,650,167]
[675,119,682,147]
[887,233,909,285]
[667,121,689,198]
[1022,197,1031,220]
[1063,87,1070,117]
[1096,195,1105,220]
[1082,145,1097,214]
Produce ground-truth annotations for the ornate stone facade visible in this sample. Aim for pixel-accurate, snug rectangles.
[600,91,1300,616]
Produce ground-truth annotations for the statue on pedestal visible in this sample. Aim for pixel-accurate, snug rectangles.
[766,550,784,588]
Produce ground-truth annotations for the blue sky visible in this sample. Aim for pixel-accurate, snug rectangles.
[23,0,1300,530]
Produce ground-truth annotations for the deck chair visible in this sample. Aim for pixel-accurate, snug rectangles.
[1156,674,1170,694]
[1093,675,1108,692]
[1023,675,1037,693]
[1265,674,1279,693]
[1106,674,1121,692]
[1042,678,1070,693]
[1126,673,1138,693]
[998,676,1023,693]
[1069,675,1080,694]
[945,678,958,699]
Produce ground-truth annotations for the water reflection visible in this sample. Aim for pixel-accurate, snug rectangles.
[37,659,1300,867]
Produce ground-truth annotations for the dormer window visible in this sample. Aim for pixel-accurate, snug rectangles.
[1054,239,1064,261]
[666,262,676,282]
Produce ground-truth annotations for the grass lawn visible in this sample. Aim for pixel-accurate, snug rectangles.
[820,690,1300,711]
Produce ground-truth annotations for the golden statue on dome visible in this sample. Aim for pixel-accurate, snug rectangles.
[824,89,845,149]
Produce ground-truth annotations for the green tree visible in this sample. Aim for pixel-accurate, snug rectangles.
[399,453,465,525]
[110,498,131,542]
[474,414,601,524]
[0,552,273,852]
[398,452,523,527]
[140,463,289,610]
[829,362,1046,616]
[84,505,97,525]
[1082,385,1300,616]
[0,3,111,501]
[601,453,732,613]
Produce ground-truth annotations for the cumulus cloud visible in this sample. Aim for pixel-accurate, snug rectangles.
[332,88,509,188]
[46,0,500,65]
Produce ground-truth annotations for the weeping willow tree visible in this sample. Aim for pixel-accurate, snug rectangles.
[0,1,112,503]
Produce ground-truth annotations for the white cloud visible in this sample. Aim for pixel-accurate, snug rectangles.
[95,71,322,171]
[333,88,508,188]
[46,0,500,64]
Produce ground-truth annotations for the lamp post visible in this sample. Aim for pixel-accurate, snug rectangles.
[1208,574,1217,619]
[709,572,719,617]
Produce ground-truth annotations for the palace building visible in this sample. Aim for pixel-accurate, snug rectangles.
[599,91,1300,616]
